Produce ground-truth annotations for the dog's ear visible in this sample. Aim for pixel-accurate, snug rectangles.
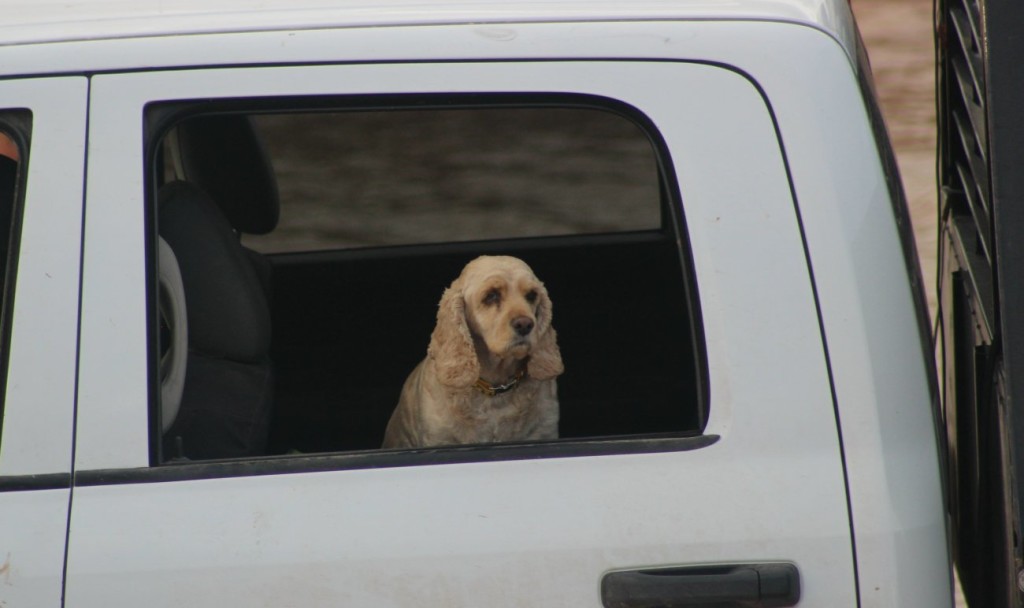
[528,285,564,380]
[428,280,479,388]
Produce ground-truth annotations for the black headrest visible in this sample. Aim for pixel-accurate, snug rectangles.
[175,115,280,235]
[158,181,271,362]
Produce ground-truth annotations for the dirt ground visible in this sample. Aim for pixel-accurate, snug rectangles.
[850,1,969,606]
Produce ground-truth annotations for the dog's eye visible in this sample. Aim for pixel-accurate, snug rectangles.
[525,290,538,303]
[483,289,501,306]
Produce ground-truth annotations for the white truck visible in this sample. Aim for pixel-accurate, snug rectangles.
[0,0,969,606]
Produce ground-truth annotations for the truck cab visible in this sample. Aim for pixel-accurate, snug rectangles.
[0,0,949,606]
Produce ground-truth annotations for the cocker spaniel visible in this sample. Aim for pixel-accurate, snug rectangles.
[382,255,563,448]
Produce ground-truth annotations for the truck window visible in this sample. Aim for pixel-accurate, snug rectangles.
[248,108,661,252]
[150,98,703,462]
[0,117,28,441]
[0,130,19,283]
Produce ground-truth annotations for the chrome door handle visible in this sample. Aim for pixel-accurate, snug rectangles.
[601,562,800,608]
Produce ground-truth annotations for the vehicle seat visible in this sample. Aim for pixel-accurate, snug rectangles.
[157,236,188,436]
[170,114,279,295]
[158,180,274,460]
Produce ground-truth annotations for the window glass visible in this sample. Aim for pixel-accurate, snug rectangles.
[249,108,661,252]
[152,100,700,463]
[0,126,22,290]
[0,114,30,441]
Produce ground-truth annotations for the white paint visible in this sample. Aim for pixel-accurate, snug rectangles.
[0,74,86,608]
[0,0,856,60]
[0,9,948,607]
[70,57,856,606]
[0,77,87,477]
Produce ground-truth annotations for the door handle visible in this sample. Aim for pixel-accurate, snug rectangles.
[601,562,800,608]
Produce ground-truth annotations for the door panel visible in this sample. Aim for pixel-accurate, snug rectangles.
[69,54,854,606]
[0,76,87,606]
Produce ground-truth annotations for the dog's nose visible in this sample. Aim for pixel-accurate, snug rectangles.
[512,316,535,336]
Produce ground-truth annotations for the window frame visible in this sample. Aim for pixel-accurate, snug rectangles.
[0,110,31,452]
[144,91,710,468]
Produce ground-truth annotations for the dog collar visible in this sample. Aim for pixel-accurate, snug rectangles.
[474,368,526,397]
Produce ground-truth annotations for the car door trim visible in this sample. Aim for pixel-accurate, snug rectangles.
[73,433,720,486]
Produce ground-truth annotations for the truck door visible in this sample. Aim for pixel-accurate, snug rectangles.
[939,0,1024,606]
[0,77,87,605]
[64,23,861,607]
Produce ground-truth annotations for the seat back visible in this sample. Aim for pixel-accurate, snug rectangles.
[171,114,280,235]
[158,180,274,460]
[170,114,280,295]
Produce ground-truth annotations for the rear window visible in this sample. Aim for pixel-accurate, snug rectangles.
[249,108,661,252]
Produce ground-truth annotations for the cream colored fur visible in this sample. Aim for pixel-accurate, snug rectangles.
[382,255,563,448]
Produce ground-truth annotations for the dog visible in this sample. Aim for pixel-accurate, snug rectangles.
[382,255,563,448]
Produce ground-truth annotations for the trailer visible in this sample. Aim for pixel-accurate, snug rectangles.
[939,0,1024,605]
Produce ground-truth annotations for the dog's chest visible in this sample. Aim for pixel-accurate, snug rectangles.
[449,385,545,442]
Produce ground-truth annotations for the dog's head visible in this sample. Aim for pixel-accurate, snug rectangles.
[428,255,563,388]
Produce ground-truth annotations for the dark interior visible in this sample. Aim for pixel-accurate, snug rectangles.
[265,231,700,454]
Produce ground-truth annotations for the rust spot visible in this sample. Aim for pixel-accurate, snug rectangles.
[0,552,10,585]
